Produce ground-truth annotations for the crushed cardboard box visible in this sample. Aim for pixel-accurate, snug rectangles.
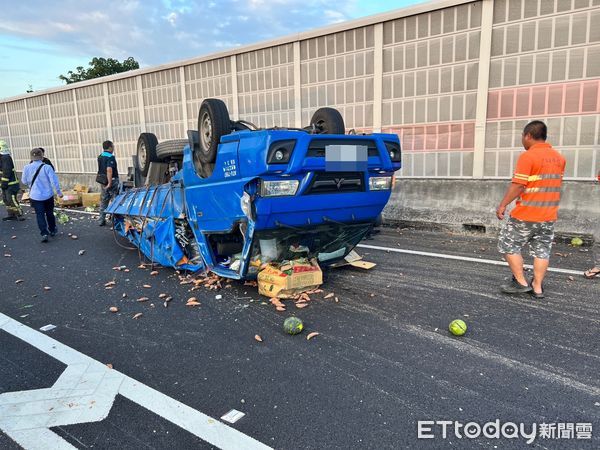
[57,191,82,207]
[81,192,101,208]
[330,250,376,270]
[73,183,90,193]
[258,258,323,298]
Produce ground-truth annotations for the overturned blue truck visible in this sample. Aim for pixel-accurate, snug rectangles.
[106,99,401,280]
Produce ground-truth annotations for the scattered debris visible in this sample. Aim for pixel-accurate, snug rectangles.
[142,284,151,288]
[306,332,320,340]
[109,307,119,313]
[221,409,245,424]
[159,293,168,298]
[215,294,223,300]
[567,276,575,281]
[150,270,159,276]
[136,297,149,302]
[113,265,127,271]
[39,324,56,332]
[324,293,335,299]
[11,235,16,240]
[78,250,86,256]
[186,297,200,306]
[4,253,11,257]
[254,334,263,342]
[104,281,116,287]
[43,286,51,291]
[71,235,78,240]
[15,279,24,284]
[106,363,113,369]
[122,293,127,298]
[132,313,143,319]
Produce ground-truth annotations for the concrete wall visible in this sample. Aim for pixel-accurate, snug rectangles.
[384,178,599,235]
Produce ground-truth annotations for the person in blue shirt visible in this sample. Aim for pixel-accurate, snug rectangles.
[22,148,63,243]
[97,140,119,226]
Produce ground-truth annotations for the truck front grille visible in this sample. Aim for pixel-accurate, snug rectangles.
[304,172,364,195]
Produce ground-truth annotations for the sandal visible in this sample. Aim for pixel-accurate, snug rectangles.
[529,280,545,299]
[584,267,600,279]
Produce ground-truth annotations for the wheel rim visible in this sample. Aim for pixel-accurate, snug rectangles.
[138,142,147,168]
[200,112,212,153]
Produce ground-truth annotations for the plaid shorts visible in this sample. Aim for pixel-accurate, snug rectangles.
[498,218,555,259]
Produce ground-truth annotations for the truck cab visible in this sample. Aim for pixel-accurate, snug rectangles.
[106,99,400,279]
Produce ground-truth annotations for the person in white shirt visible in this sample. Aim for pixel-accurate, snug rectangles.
[21,148,63,243]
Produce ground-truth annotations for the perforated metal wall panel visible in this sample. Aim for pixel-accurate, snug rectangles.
[486,0,600,179]
[0,0,598,180]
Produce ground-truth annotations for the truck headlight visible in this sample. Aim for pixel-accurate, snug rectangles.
[260,180,299,197]
[369,176,392,191]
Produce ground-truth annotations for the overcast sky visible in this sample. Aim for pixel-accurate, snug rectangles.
[0,0,427,99]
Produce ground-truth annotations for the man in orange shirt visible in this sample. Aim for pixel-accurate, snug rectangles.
[496,121,566,299]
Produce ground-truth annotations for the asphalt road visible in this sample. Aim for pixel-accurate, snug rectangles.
[1,209,599,449]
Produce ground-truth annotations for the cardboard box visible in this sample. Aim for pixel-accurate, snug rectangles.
[258,259,323,298]
[81,192,101,208]
[21,191,30,203]
[73,183,90,193]
[329,250,377,270]
[57,191,82,207]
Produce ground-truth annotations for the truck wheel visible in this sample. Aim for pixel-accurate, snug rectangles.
[310,107,345,134]
[136,133,159,176]
[197,98,230,164]
[156,139,188,159]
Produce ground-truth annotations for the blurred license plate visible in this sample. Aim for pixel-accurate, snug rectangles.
[325,145,368,172]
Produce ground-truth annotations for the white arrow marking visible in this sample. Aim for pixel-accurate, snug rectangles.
[0,313,271,450]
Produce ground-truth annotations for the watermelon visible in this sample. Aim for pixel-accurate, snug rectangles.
[283,317,304,335]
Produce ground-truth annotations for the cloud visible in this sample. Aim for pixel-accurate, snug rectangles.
[0,0,359,68]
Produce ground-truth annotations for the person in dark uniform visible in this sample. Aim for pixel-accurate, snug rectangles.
[0,140,24,221]
[97,140,119,226]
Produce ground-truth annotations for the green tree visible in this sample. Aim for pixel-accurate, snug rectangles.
[59,57,140,84]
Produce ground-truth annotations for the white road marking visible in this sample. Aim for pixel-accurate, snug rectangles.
[357,244,583,276]
[54,207,97,216]
[0,313,271,450]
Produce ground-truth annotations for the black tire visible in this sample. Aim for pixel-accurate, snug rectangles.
[310,107,345,134]
[197,98,231,164]
[136,133,159,177]
[156,139,188,159]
